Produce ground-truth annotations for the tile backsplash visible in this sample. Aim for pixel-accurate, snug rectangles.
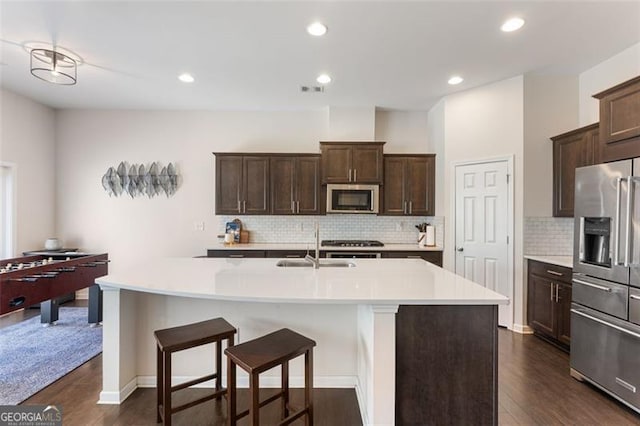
[524,217,574,255]
[218,215,444,247]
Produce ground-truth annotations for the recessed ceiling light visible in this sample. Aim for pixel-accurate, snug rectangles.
[307,22,328,36]
[316,74,332,84]
[501,17,525,32]
[178,73,194,83]
[448,76,463,85]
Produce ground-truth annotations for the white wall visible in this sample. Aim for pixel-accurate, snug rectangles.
[579,42,640,125]
[328,106,375,140]
[437,76,525,328]
[374,110,429,153]
[0,89,56,256]
[523,74,579,217]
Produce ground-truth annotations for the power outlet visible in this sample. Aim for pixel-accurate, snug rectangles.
[395,222,403,231]
[295,222,303,232]
[194,221,205,231]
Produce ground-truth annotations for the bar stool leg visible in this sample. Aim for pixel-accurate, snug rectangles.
[305,349,314,426]
[227,358,237,426]
[250,372,260,425]
[156,345,162,423]
[164,352,172,426]
[215,340,222,397]
[281,361,289,420]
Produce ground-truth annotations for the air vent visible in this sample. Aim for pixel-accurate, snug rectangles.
[300,86,324,93]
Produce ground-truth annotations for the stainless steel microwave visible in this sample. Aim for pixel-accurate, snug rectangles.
[326,184,379,214]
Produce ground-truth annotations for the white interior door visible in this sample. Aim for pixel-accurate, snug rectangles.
[455,160,512,328]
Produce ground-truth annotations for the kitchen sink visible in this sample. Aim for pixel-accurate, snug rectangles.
[275,260,356,268]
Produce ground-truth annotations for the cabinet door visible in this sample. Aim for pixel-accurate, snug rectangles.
[528,273,555,338]
[406,156,435,216]
[296,156,321,214]
[271,157,296,215]
[321,145,352,183]
[596,76,640,162]
[552,132,589,217]
[352,145,383,183]
[243,156,270,214]
[215,155,243,214]
[382,157,406,215]
[556,282,572,346]
[586,126,600,165]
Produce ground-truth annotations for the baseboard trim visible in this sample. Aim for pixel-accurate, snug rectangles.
[354,376,370,426]
[512,323,533,334]
[97,377,137,404]
[136,375,357,389]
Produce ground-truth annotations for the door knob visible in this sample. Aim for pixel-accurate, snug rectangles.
[457,247,464,252]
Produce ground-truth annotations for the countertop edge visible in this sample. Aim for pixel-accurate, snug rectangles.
[524,255,573,269]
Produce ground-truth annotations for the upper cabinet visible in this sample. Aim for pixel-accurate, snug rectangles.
[320,142,385,184]
[551,124,599,217]
[214,154,270,215]
[382,154,435,216]
[593,75,640,162]
[270,155,322,215]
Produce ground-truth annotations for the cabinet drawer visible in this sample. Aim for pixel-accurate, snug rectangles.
[207,250,266,258]
[266,250,307,259]
[630,288,640,326]
[381,251,442,267]
[572,275,628,320]
[528,260,572,283]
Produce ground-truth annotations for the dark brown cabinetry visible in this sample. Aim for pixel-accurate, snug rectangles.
[527,259,572,350]
[270,155,321,215]
[551,124,599,217]
[207,250,266,258]
[320,142,384,184]
[214,154,269,215]
[593,75,640,162]
[382,154,435,216]
[381,250,442,267]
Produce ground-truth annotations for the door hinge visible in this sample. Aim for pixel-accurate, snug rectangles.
[506,174,510,183]
[507,235,510,244]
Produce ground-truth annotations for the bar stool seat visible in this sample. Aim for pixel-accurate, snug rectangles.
[155,318,236,426]
[225,328,316,425]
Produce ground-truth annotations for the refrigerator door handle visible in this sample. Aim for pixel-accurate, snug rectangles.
[624,176,634,267]
[614,177,627,266]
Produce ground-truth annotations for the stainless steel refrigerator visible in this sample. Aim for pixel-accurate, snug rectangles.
[571,158,640,413]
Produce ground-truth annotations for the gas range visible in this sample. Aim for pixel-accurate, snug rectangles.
[321,240,384,248]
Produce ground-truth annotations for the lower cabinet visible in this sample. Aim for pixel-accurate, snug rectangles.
[207,250,266,258]
[381,251,442,267]
[527,259,572,350]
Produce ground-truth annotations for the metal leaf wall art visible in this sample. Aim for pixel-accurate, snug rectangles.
[101,161,179,198]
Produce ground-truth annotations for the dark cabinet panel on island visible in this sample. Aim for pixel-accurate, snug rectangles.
[527,259,573,351]
[382,154,435,216]
[320,142,385,184]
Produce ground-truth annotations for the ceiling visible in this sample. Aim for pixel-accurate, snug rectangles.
[1,1,639,111]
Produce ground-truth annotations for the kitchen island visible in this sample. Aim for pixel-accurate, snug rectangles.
[96,257,507,425]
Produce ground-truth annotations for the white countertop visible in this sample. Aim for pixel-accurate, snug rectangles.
[97,257,507,305]
[524,255,573,269]
[209,243,443,252]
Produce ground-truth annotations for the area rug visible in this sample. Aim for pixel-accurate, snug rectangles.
[0,307,102,405]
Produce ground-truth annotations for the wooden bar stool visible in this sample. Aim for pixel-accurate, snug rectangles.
[154,318,236,426]
[225,328,316,426]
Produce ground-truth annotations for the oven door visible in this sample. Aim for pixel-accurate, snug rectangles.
[574,161,632,284]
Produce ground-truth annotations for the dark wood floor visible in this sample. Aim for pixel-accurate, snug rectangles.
[3,303,640,425]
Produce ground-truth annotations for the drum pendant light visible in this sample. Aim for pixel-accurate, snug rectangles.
[30,48,77,85]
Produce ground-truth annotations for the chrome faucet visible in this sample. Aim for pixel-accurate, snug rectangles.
[305,222,320,269]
